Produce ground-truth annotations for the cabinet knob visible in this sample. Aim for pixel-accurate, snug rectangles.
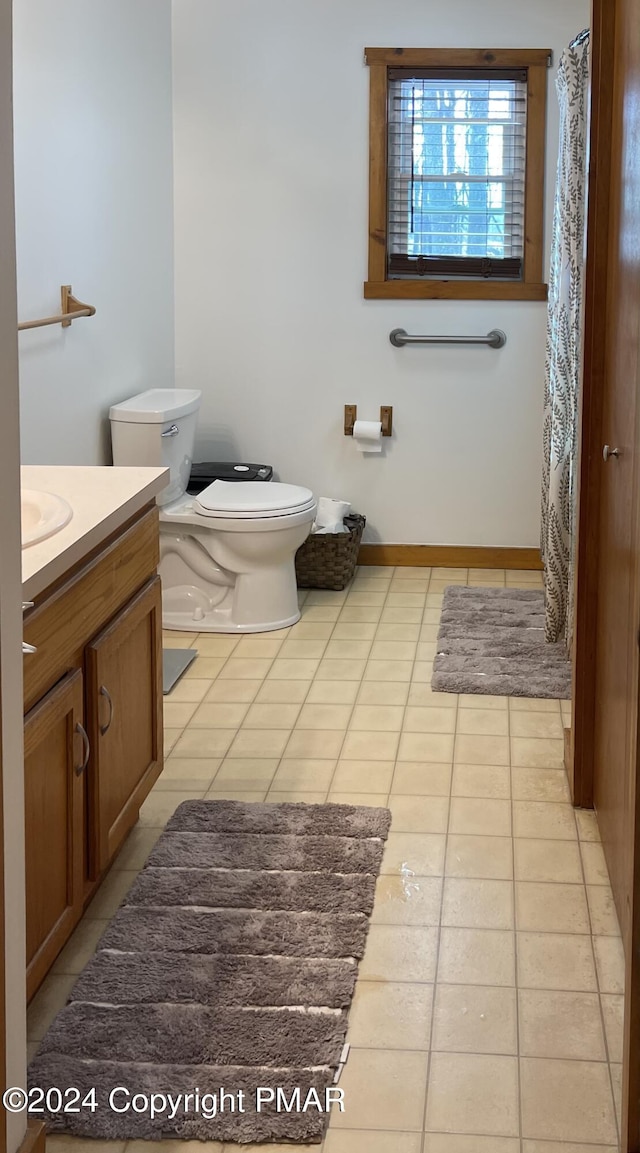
[99,685,114,736]
[75,722,90,776]
[603,445,621,461]
[22,642,37,655]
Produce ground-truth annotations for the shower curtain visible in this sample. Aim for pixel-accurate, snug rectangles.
[541,30,590,647]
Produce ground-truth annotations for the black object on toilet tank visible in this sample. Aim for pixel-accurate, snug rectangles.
[187,461,273,494]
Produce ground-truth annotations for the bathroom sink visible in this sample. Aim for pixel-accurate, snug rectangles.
[21,489,73,548]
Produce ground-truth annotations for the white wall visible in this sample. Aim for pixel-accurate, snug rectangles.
[13,0,175,465]
[172,0,589,546]
[1,0,28,1147]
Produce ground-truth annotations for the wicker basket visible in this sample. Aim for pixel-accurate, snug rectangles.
[295,514,366,590]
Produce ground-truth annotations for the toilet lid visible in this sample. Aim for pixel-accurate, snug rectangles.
[195,480,316,518]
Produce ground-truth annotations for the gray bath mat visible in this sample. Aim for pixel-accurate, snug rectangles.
[432,586,572,698]
[28,799,391,1144]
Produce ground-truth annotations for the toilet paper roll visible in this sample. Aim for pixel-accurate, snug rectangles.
[316,497,352,529]
[353,419,383,453]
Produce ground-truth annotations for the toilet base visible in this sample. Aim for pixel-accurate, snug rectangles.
[162,585,301,634]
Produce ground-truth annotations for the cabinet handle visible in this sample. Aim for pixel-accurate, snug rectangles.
[75,722,90,776]
[99,685,114,735]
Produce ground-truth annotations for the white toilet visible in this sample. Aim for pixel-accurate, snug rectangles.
[109,389,316,633]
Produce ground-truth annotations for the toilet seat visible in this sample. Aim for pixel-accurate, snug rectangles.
[195,480,315,519]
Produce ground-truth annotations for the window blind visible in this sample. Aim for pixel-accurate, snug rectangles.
[387,69,528,280]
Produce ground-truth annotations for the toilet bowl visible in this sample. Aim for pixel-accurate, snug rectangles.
[109,389,316,632]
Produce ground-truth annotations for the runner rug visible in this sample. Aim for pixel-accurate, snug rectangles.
[28,798,391,1144]
[432,586,572,698]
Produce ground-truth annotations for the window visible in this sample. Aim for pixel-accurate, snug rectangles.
[365,48,550,300]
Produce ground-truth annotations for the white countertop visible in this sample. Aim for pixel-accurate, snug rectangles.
[22,465,169,599]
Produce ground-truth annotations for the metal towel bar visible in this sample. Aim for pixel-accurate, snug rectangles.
[390,328,507,349]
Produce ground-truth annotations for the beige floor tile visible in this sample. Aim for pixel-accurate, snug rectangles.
[454,733,510,765]
[288,619,335,639]
[307,680,360,704]
[328,791,389,808]
[517,932,598,991]
[431,983,517,1054]
[442,877,514,930]
[438,927,516,986]
[331,1048,428,1130]
[510,711,565,739]
[316,658,367,681]
[452,764,510,799]
[511,737,565,768]
[513,800,577,840]
[516,882,589,933]
[183,656,226,679]
[350,704,405,731]
[456,708,509,736]
[85,869,136,919]
[27,973,76,1040]
[51,1140,128,1153]
[575,808,601,841]
[213,758,279,789]
[339,605,383,623]
[283,723,345,761]
[189,701,250,728]
[162,634,199,649]
[520,1056,617,1144]
[511,767,570,803]
[509,697,561,713]
[425,1137,518,1153]
[205,678,262,703]
[426,1052,519,1136]
[519,988,606,1059]
[293,701,354,731]
[331,760,394,793]
[403,706,457,733]
[341,730,400,760]
[128,1142,222,1153]
[521,1145,616,1153]
[393,565,431,577]
[242,702,302,729]
[325,1133,421,1153]
[601,993,624,1063]
[279,637,329,659]
[398,731,455,762]
[514,839,583,883]
[111,826,161,872]
[226,729,290,758]
[377,621,421,641]
[206,788,268,802]
[307,589,349,605]
[390,579,429,595]
[381,831,446,876]
[449,797,511,837]
[138,788,205,826]
[364,659,414,683]
[380,605,423,624]
[271,759,336,790]
[269,657,321,680]
[593,935,625,993]
[357,681,410,706]
[581,840,611,885]
[386,592,426,609]
[159,757,221,788]
[332,621,378,640]
[371,874,442,926]
[255,679,310,704]
[458,694,508,710]
[387,794,450,833]
[163,728,182,755]
[172,728,236,759]
[587,885,621,935]
[390,761,452,796]
[165,677,212,704]
[324,638,373,660]
[348,980,433,1049]
[301,604,341,623]
[611,1060,622,1127]
[51,917,108,976]
[192,635,240,657]
[345,590,386,608]
[219,656,274,680]
[359,924,439,982]
[446,834,513,880]
[411,661,434,683]
[267,790,328,804]
[369,639,417,661]
[163,700,200,727]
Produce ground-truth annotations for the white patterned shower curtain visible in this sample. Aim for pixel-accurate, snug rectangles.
[541,31,590,647]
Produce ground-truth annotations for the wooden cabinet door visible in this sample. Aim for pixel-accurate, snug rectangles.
[86,577,163,875]
[24,669,86,1000]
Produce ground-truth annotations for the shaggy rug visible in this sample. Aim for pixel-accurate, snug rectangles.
[28,799,390,1144]
[432,586,572,698]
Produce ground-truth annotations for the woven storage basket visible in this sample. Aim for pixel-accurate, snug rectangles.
[295,513,366,590]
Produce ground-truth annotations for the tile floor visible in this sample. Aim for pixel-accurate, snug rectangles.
[28,566,624,1153]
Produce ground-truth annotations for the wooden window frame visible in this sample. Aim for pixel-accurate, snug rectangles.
[364,47,550,301]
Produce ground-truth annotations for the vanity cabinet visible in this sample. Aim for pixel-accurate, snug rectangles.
[23,505,163,1000]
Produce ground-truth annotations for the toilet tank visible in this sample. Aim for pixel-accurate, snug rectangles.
[109,388,202,507]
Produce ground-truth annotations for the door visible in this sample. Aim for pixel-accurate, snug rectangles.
[86,576,163,875]
[589,0,640,1145]
[24,669,86,1000]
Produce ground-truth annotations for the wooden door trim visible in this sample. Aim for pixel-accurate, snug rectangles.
[571,0,616,806]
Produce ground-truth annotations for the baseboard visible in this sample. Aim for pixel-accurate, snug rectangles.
[17,1121,46,1153]
[357,544,543,570]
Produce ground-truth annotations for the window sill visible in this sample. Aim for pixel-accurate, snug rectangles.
[364,280,548,302]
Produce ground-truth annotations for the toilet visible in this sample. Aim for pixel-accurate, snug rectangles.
[109,389,316,633]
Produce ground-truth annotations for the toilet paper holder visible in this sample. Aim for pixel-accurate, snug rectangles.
[344,405,392,437]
